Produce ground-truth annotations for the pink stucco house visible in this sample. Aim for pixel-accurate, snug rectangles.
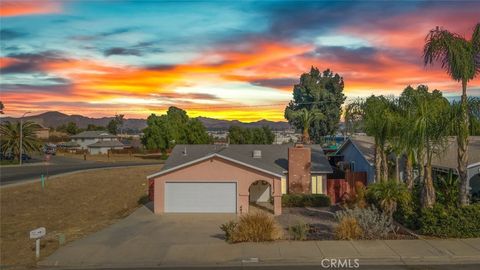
[147,144,332,215]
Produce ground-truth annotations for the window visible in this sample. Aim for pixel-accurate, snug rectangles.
[311,175,323,194]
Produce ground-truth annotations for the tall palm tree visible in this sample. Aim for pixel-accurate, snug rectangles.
[423,23,480,205]
[362,95,395,182]
[0,121,41,160]
[411,89,450,208]
[285,108,324,144]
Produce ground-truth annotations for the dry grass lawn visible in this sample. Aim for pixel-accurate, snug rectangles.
[0,165,162,269]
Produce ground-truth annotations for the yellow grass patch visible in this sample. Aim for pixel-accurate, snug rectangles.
[0,165,162,268]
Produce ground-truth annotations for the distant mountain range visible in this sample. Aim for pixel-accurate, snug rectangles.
[0,111,291,131]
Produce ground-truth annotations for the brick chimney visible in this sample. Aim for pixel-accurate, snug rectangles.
[288,144,311,194]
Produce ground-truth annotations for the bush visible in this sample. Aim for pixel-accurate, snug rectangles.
[288,221,309,240]
[335,217,363,240]
[282,194,331,207]
[366,180,411,217]
[419,204,480,238]
[225,212,282,243]
[335,206,394,239]
[220,221,237,243]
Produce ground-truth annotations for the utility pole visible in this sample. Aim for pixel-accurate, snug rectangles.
[19,111,31,165]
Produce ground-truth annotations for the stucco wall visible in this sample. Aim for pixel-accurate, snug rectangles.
[339,142,375,184]
[153,156,282,215]
[469,165,480,194]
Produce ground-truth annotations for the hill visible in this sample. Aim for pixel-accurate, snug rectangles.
[0,111,291,131]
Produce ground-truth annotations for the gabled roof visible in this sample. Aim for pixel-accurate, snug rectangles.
[432,136,480,170]
[336,136,375,166]
[147,144,332,179]
[71,131,117,139]
[87,140,124,148]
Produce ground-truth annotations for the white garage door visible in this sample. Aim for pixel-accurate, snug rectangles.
[165,182,237,213]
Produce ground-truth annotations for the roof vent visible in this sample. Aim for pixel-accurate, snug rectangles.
[253,150,262,158]
[183,146,187,156]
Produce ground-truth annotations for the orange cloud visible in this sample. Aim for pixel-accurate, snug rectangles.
[0,0,61,17]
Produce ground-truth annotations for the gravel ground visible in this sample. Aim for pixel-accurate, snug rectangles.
[276,207,339,240]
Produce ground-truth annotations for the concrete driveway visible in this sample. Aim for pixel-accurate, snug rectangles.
[41,204,237,268]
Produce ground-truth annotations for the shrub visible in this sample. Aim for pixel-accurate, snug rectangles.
[419,204,480,238]
[344,183,367,209]
[335,217,363,240]
[220,220,237,243]
[367,180,411,217]
[434,170,459,208]
[282,194,331,207]
[335,206,394,239]
[288,221,309,240]
[228,212,282,243]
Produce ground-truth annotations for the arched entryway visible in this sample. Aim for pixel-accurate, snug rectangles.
[249,180,273,213]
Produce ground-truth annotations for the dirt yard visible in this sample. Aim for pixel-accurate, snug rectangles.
[0,165,162,269]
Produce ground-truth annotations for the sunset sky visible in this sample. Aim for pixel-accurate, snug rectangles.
[1,0,479,121]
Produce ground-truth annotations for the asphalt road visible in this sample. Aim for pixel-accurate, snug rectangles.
[0,155,162,186]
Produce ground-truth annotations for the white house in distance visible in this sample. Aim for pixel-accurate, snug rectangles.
[70,131,125,154]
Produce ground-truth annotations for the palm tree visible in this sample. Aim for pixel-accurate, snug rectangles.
[285,108,324,144]
[0,121,41,160]
[423,23,480,206]
[362,96,396,182]
[411,89,450,208]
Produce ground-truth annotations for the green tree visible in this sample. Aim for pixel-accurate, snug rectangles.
[344,99,364,136]
[142,106,211,152]
[367,180,411,218]
[228,126,275,144]
[0,121,41,159]
[56,122,80,135]
[410,88,450,208]
[362,95,396,182]
[285,67,346,142]
[423,23,480,205]
[285,107,323,144]
[86,124,105,131]
[107,114,124,135]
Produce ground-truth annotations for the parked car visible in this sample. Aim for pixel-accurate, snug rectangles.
[0,153,15,161]
[43,143,57,155]
[21,154,32,161]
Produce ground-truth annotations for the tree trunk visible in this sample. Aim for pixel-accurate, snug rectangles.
[405,153,414,190]
[417,150,425,185]
[375,143,382,182]
[421,160,436,208]
[381,146,389,181]
[303,127,310,144]
[458,79,470,206]
[395,155,400,183]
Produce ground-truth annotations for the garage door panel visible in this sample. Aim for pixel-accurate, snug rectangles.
[165,182,236,213]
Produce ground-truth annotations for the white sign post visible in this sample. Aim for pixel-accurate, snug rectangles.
[30,227,46,259]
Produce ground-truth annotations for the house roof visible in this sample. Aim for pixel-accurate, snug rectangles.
[336,136,375,166]
[87,140,124,148]
[150,144,332,179]
[432,136,480,170]
[71,131,117,139]
[336,135,480,170]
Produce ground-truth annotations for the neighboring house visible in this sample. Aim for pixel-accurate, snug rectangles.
[336,135,480,193]
[147,144,333,215]
[70,131,124,154]
[35,125,50,139]
[335,136,376,184]
[431,136,480,194]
